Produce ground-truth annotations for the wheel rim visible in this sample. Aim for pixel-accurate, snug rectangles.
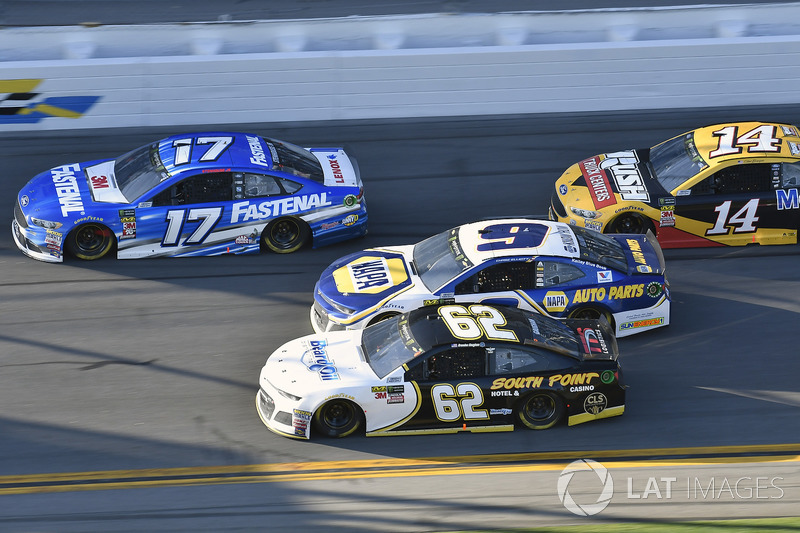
[270,220,300,248]
[322,401,354,430]
[525,395,556,421]
[74,224,111,254]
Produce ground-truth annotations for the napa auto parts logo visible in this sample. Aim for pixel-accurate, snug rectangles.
[0,79,100,124]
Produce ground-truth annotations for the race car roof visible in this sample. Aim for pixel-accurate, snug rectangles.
[155,132,278,174]
[456,219,580,264]
[404,304,584,359]
[666,122,800,165]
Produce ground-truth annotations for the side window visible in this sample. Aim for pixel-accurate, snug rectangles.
[278,178,302,194]
[243,173,282,198]
[489,345,576,375]
[691,163,773,195]
[150,172,232,206]
[425,347,485,381]
[781,162,800,188]
[454,261,536,295]
[535,261,585,288]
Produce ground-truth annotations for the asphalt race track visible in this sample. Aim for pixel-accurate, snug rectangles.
[0,107,799,531]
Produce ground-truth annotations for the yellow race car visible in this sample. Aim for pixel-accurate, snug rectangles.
[550,122,800,248]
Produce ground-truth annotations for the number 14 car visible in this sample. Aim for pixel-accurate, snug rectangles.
[13,132,366,262]
[550,121,800,247]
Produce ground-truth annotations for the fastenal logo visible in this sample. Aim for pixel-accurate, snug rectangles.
[557,459,614,516]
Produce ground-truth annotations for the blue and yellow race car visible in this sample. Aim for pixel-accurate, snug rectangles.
[13,132,367,262]
[311,219,670,338]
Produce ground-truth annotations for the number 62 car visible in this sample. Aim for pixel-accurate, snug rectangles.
[257,304,625,439]
[13,132,366,262]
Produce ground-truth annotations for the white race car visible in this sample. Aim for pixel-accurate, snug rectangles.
[257,304,625,439]
[311,218,670,338]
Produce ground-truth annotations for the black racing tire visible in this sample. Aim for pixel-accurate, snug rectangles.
[66,223,115,260]
[568,306,615,330]
[367,312,400,327]
[312,399,363,438]
[517,392,564,430]
[607,213,653,234]
[262,217,310,254]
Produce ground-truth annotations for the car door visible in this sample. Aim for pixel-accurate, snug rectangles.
[401,346,497,432]
[121,171,234,258]
[672,162,781,244]
[774,162,800,241]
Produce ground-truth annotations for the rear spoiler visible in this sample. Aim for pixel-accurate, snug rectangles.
[645,229,666,274]
[565,316,619,362]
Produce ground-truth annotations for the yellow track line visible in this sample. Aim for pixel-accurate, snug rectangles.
[1,444,798,496]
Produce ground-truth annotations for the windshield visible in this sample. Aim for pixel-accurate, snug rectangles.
[265,138,324,183]
[571,226,628,272]
[649,133,708,192]
[413,228,474,291]
[362,316,421,378]
[114,143,169,202]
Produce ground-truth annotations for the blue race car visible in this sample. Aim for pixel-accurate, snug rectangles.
[13,132,367,262]
[311,218,670,338]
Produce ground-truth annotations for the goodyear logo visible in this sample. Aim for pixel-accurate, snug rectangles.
[333,256,408,294]
[0,79,100,124]
[543,291,568,312]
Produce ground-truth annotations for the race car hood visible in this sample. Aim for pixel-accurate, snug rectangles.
[310,149,361,188]
[608,230,666,275]
[557,148,665,210]
[316,246,416,312]
[16,159,116,221]
[261,331,376,394]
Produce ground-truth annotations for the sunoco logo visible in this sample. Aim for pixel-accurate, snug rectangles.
[557,459,614,516]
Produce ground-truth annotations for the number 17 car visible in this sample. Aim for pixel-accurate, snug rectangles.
[13,132,366,262]
[257,304,624,439]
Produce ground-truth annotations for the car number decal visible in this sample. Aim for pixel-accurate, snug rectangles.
[431,382,489,422]
[438,304,518,341]
[163,207,224,246]
[709,125,780,158]
[171,136,234,166]
[476,223,549,251]
[706,199,759,235]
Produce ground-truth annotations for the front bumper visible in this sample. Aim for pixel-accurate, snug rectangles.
[12,220,63,263]
[255,382,310,440]
[310,300,348,334]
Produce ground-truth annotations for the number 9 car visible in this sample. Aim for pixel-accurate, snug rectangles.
[12,132,366,262]
[311,218,670,338]
[257,304,625,439]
